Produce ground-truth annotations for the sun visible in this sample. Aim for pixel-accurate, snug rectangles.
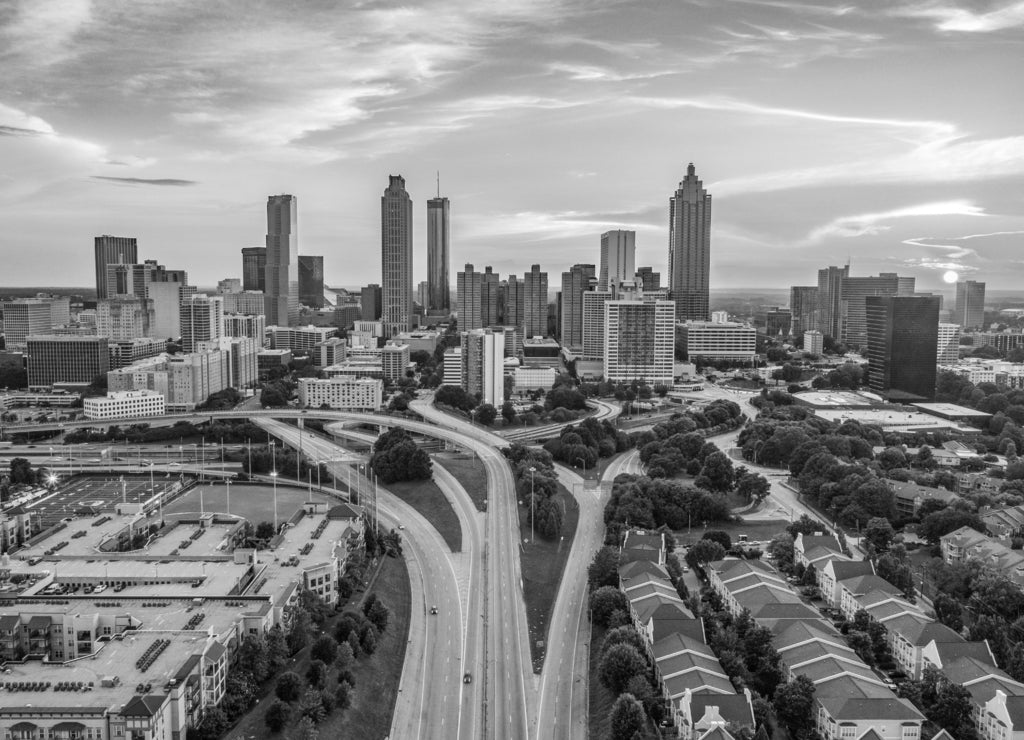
[943,270,959,284]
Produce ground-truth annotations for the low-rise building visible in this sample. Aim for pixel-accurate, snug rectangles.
[297,376,382,411]
[682,322,757,362]
[512,365,558,392]
[888,481,962,518]
[84,390,166,419]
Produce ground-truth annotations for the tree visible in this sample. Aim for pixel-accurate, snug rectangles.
[735,468,771,504]
[501,401,517,425]
[587,547,621,592]
[367,599,390,633]
[768,532,795,573]
[371,429,433,483]
[475,403,498,426]
[275,671,303,702]
[696,451,735,492]
[608,693,646,740]
[590,586,629,628]
[335,681,353,710]
[602,626,649,661]
[8,458,33,485]
[702,530,733,551]
[686,539,726,570]
[310,635,338,665]
[236,634,270,681]
[194,707,229,740]
[335,642,355,671]
[598,643,648,694]
[863,517,896,553]
[264,700,291,733]
[295,716,319,740]
[360,623,378,655]
[255,521,277,541]
[773,674,816,735]
[305,660,328,690]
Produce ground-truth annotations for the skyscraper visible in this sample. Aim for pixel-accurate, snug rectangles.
[955,280,986,330]
[264,194,299,327]
[457,264,484,331]
[482,267,501,327]
[523,264,548,338]
[360,284,382,321]
[298,255,325,308]
[381,175,413,338]
[668,163,711,321]
[599,231,636,293]
[505,275,524,333]
[96,296,154,341]
[937,323,961,365]
[816,265,849,340]
[427,195,450,313]
[241,247,267,292]
[461,328,505,407]
[604,300,675,385]
[94,235,138,300]
[865,295,940,401]
[560,264,596,351]
[635,267,661,292]
[1,299,54,349]
[582,290,614,360]
[789,286,818,338]
[181,294,225,353]
[839,273,915,348]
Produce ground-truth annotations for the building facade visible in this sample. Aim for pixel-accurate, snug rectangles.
[600,230,636,293]
[582,290,614,361]
[84,390,166,419]
[937,323,961,365]
[298,376,382,410]
[457,264,484,332]
[955,280,986,330]
[605,300,675,384]
[2,299,55,350]
[668,164,711,322]
[636,266,661,292]
[297,255,324,309]
[381,175,413,338]
[27,336,110,388]
[96,296,154,342]
[866,295,941,401]
[461,329,505,407]
[804,330,824,355]
[840,273,915,348]
[426,195,450,313]
[523,264,548,338]
[683,322,757,362]
[264,194,299,328]
[241,246,266,292]
[94,235,138,300]
[816,265,849,340]
[381,342,411,381]
[790,286,818,338]
[360,284,382,321]
[560,263,596,351]
[180,294,224,354]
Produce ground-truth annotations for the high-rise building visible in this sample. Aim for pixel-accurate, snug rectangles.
[604,300,675,385]
[381,342,411,381]
[789,286,818,338]
[224,314,266,342]
[523,264,548,338]
[221,291,265,316]
[94,235,138,300]
[668,163,711,321]
[457,264,484,332]
[2,299,55,349]
[180,294,224,353]
[865,295,940,401]
[381,175,413,338]
[482,267,501,326]
[764,308,792,337]
[217,278,242,294]
[937,323,961,365]
[461,328,505,407]
[96,296,154,342]
[839,273,915,347]
[264,194,299,327]
[816,265,849,340]
[427,195,450,313]
[360,284,383,321]
[635,267,661,292]
[683,321,757,362]
[560,264,596,351]
[266,325,335,353]
[242,247,267,292]
[147,282,185,340]
[298,255,325,309]
[600,231,636,293]
[505,275,524,333]
[582,290,614,360]
[955,280,986,330]
[804,330,824,355]
[444,346,463,386]
[197,336,259,390]
[26,335,110,388]
[416,281,430,310]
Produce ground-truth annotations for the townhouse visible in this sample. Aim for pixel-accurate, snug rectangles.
[794,533,849,571]
[941,527,1024,587]
[983,504,1024,540]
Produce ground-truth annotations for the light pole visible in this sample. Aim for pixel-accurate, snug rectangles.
[225,477,231,516]
[576,456,587,478]
[529,466,536,543]
[270,470,279,532]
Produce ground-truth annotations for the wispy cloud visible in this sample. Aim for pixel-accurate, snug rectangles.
[892,1,1024,32]
[91,176,197,186]
[805,201,986,243]
[1,0,94,67]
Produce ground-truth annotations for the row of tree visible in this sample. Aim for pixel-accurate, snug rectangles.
[503,443,564,539]
[602,474,732,547]
[370,428,432,484]
[542,417,632,470]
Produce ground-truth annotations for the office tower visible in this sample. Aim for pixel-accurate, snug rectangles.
[264,194,299,327]
[416,281,430,310]
[955,280,986,330]
[457,264,484,331]
[297,255,325,309]
[180,294,224,353]
[560,264,596,350]
[382,342,411,381]
[839,273,915,347]
[221,290,265,316]
[266,325,335,352]
[764,308,792,337]
[865,295,940,401]
[360,284,383,321]
[26,335,109,388]
[505,275,524,332]
[224,314,266,342]
[427,194,450,312]
[789,286,819,337]
[108,261,189,301]
[1,299,55,349]
[482,267,502,326]
[816,264,849,339]
[582,290,614,360]
[668,163,712,321]
[636,267,661,292]
[461,328,505,407]
[217,278,241,294]
[804,330,824,355]
[108,338,165,370]
[242,246,267,291]
[937,323,961,365]
[38,295,71,326]
[96,296,154,341]
[335,305,361,331]
[600,231,636,293]
[523,264,548,338]
[94,235,138,300]
[147,282,184,340]
[381,175,413,338]
[604,300,675,385]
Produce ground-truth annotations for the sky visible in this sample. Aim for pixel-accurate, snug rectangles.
[1,0,1023,293]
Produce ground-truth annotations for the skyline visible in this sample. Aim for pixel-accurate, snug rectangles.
[2,1,1023,290]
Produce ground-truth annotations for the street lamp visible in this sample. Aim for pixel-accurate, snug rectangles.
[225,477,231,516]
[575,456,587,478]
[529,466,536,543]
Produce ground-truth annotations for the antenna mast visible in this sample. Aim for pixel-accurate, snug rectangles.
[436,170,440,198]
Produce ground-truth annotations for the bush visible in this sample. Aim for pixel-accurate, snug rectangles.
[264,700,291,732]
[275,671,303,702]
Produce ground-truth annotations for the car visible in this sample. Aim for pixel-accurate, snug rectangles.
[398,524,405,530]
[463,673,472,684]
[93,585,107,594]
[681,566,690,573]
[430,605,438,615]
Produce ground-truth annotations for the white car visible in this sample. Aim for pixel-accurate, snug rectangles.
[93,585,107,594]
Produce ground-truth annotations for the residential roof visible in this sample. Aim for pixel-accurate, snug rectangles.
[618,560,670,581]
[824,560,874,581]
[688,694,754,728]
[121,695,167,718]
[818,696,923,721]
[932,641,996,668]
[648,602,704,644]
[663,668,734,697]
[326,502,364,520]
[698,728,736,740]
[840,574,901,597]
[653,632,717,662]
[897,621,962,647]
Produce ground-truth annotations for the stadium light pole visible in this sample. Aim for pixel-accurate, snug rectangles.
[271,470,279,532]
[529,466,536,543]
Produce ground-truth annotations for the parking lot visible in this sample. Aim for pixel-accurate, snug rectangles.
[22,474,179,529]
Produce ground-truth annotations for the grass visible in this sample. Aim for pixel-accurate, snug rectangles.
[386,478,463,553]
[675,518,789,548]
[162,482,335,525]
[434,453,489,512]
[520,483,580,673]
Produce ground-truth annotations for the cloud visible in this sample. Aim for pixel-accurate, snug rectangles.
[805,200,985,243]
[461,207,661,242]
[1,0,94,66]
[91,176,197,186]
[892,1,1024,32]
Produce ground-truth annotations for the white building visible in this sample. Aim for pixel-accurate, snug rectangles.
[444,347,463,387]
[180,294,224,353]
[684,321,757,362]
[223,313,266,342]
[1,299,54,349]
[107,349,231,412]
[265,324,335,353]
[298,376,382,411]
[353,320,384,337]
[711,311,729,324]
[314,337,347,368]
[582,290,614,361]
[937,323,961,365]
[604,300,675,385]
[84,389,166,419]
[220,290,266,316]
[381,342,411,381]
[197,336,258,390]
[462,329,505,407]
[393,330,439,353]
[96,296,154,341]
[513,365,558,392]
[147,281,185,340]
[805,329,824,355]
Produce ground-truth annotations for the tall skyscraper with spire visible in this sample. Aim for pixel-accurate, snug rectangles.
[427,180,450,314]
[668,164,711,321]
[381,175,413,338]
[264,194,299,327]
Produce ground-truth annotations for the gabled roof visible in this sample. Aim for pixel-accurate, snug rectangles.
[626,580,678,604]
[121,695,167,718]
[798,656,878,684]
[931,641,996,669]
[633,594,687,625]
[688,693,754,727]
[205,640,227,662]
[653,631,717,662]
[698,728,736,740]
[1003,696,1024,728]
[897,621,961,647]
[798,534,843,552]
[648,602,704,644]
[618,559,670,581]
[818,696,923,721]
[327,502,364,520]
[840,574,901,597]
[882,614,933,642]
[858,730,884,740]
[663,668,734,697]
[823,560,874,582]
[0,615,20,631]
